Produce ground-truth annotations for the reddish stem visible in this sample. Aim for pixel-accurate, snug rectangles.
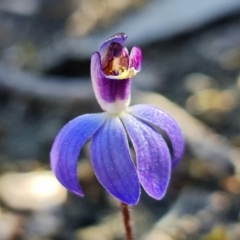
[121,202,134,240]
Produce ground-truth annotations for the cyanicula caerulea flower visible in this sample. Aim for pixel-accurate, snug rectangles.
[50,33,184,205]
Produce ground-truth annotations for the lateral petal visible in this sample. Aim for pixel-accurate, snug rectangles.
[50,113,106,196]
[91,116,140,205]
[121,113,171,200]
[129,46,142,71]
[129,104,184,168]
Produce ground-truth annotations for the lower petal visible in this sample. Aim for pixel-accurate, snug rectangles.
[50,113,106,196]
[129,104,184,168]
[91,116,140,205]
[121,113,171,200]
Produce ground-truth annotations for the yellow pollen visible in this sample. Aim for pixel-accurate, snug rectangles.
[103,53,137,79]
[116,68,137,79]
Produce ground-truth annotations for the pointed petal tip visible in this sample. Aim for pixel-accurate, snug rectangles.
[106,32,128,44]
[91,51,101,66]
[90,52,101,79]
[111,187,140,205]
[90,117,140,206]
[130,46,142,71]
[111,32,128,40]
[99,33,128,55]
[150,193,166,201]
[50,113,106,199]
[121,194,140,206]
[121,113,171,201]
[146,179,170,200]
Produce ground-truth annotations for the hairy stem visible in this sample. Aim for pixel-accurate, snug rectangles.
[121,202,133,240]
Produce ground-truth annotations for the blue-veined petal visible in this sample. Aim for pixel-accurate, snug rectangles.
[128,104,184,168]
[91,116,140,205]
[129,46,142,71]
[50,113,107,196]
[121,113,171,200]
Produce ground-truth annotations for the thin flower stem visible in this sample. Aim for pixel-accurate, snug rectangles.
[121,202,134,240]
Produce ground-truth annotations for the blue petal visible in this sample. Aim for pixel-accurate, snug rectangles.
[129,104,184,168]
[121,113,171,200]
[50,113,107,196]
[91,116,140,205]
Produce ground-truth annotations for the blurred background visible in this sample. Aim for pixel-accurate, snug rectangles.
[0,0,240,239]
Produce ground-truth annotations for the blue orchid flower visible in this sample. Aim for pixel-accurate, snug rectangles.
[50,33,184,205]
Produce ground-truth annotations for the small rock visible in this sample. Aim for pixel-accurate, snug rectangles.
[0,0,39,15]
[76,213,122,240]
[209,192,230,213]
[237,75,240,89]
[220,47,240,70]
[143,230,173,240]
[0,171,67,211]
[231,135,240,148]
[184,73,218,94]
[222,176,240,194]
[0,212,21,240]
[189,160,226,180]
[186,88,237,114]
[201,225,229,240]
[25,209,64,238]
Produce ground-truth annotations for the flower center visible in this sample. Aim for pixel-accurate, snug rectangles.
[101,43,137,79]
